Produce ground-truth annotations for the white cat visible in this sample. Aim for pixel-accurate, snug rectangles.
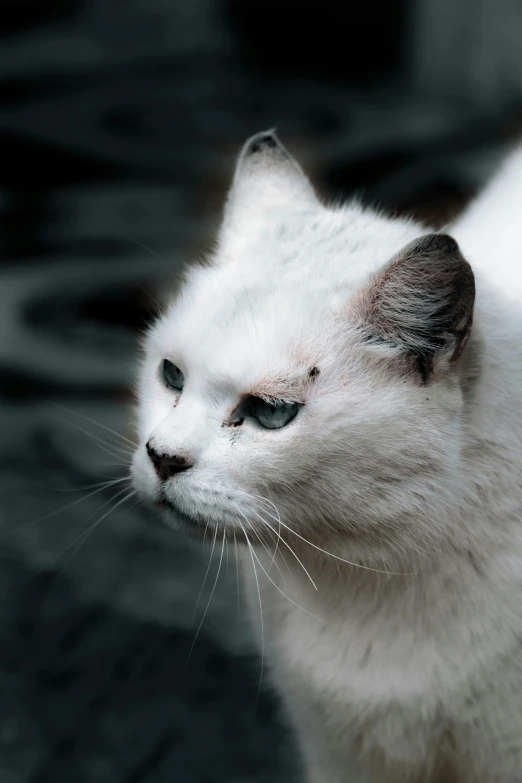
[131,130,522,783]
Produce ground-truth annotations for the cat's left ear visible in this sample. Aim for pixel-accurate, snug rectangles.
[352,233,475,382]
[221,130,318,231]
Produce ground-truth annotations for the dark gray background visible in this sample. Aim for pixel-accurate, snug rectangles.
[1,2,522,781]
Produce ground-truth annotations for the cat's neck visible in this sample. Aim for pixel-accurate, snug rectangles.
[261,517,518,626]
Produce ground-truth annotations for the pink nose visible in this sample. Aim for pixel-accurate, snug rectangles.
[146,442,193,481]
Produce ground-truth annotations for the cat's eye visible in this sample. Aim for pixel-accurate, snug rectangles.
[249,397,300,430]
[162,359,184,392]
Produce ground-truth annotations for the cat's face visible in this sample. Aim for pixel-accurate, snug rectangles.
[132,132,475,566]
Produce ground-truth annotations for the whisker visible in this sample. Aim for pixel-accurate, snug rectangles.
[98,461,135,467]
[248,535,321,621]
[138,283,164,319]
[238,521,265,706]
[124,236,177,282]
[193,525,218,625]
[44,401,138,448]
[74,435,132,463]
[233,504,287,585]
[0,479,130,540]
[46,476,131,493]
[61,418,135,459]
[259,496,283,575]
[275,544,292,575]
[246,506,318,591]
[252,495,412,577]
[250,526,286,582]
[249,492,281,520]
[234,530,241,625]
[187,533,226,664]
[77,435,132,464]
[59,486,134,559]
[46,489,137,601]
[233,503,316,616]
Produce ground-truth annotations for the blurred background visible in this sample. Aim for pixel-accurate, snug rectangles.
[1,1,522,781]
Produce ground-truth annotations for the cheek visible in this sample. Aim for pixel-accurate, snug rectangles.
[222,432,311,491]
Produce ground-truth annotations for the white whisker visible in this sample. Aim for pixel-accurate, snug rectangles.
[232,502,286,584]
[252,493,412,577]
[1,479,131,540]
[45,401,138,448]
[193,524,218,625]
[46,489,137,600]
[62,418,134,459]
[234,529,241,624]
[59,486,134,559]
[124,236,177,282]
[238,520,265,705]
[246,506,318,591]
[47,476,131,492]
[252,528,286,582]
[188,533,225,663]
[248,536,321,621]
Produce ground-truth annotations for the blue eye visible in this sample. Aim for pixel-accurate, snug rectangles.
[249,398,300,429]
[162,360,184,392]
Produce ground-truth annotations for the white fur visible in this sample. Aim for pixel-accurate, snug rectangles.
[132,132,522,782]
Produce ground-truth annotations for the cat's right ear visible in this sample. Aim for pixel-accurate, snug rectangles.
[351,233,475,383]
[220,130,317,236]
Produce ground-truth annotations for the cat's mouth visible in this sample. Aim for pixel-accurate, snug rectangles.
[156,497,244,542]
[156,497,208,538]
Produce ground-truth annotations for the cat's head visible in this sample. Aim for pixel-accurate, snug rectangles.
[131,131,475,569]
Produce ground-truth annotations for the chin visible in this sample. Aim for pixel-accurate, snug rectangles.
[157,498,249,544]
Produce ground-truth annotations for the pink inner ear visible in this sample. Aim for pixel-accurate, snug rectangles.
[351,233,475,371]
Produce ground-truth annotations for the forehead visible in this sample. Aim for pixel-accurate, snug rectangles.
[151,205,417,381]
[154,274,323,387]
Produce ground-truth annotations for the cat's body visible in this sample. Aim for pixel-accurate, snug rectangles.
[240,147,522,783]
[132,133,522,782]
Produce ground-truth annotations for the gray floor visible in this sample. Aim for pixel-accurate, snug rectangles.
[1,1,519,781]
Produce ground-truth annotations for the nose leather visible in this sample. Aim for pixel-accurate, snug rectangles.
[146,442,193,481]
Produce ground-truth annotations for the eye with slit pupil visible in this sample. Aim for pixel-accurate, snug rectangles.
[162,359,184,392]
[249,397,300,429]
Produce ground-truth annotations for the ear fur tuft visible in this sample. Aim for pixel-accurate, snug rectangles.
[352,233,475,381]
